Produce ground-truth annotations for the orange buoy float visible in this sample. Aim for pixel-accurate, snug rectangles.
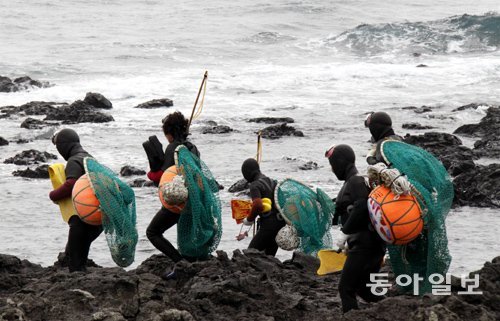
[72,174,102,225]
[367,185,423,245]
[158,165,187,214]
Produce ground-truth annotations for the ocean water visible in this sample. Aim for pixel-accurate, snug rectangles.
[0,0,499,275]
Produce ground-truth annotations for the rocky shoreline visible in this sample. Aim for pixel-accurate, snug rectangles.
[0,251,498,321]
[1,102,499,207]
[0,98,499,320]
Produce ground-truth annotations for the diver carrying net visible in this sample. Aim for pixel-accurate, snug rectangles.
[84,158,138,267]
[275,179,334,255]
[379,140,453,294]
[174,145,222,258]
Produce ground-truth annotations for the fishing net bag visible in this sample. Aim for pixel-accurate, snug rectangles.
[174,145,222,258]
[379,140,453,294]
[84,158,138,267]
[274,178,334,255]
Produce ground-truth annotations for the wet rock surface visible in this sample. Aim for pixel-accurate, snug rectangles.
[227,178,249,193]
[0,251,498,321]
[20,117,56,129]
[260,123,304,139]
[0,137,8,146]
[451,103,486,112]
[4,150,57,165]
[12,165,50,179]
[401,105,433,113]
[134,98,173,109]
[201,125,233,134]
[84,92,113,109]
[248,117,295,124]
[402,123,434,130]
[454,107,500,159]
[453,164,500,208]
[120,166,146,177]
[0,75,50,93]
[284,157,320,171]
[129,178,156,188]
[299,161,319,170]
[44,100,114,123]
[0,101,60,118]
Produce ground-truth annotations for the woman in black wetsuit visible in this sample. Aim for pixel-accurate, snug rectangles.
[326,144,386,313]
[241,158,286,256]
[145,111,199,279]
[49,128,103,272]
[365,111,402,165]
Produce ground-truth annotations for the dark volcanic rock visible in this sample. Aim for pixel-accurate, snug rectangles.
[0,137,8,146]
[228,178,249,193]
[1,251,499,321]
[0,75,16,92]
[20,117,53,129]
[20,101,60,115]
[128,178,156,188]
[402,123,434,130]
[134,98,173,109]
[260,123,304,139]
[453,164,500,208]
[451,103,485,112]
[0,253,43,293]
[4,150,57,165]
[298,161,319,171]
[401,106,433,113]
[454,107,500,137]
[120,166,146,177]
[284,157,320,171]
[201,125,233,134]
[454,107,500,159]
[403,132,476,175]
[84,92,113,109]
[0,101,60,118]
[474,138,500,159]
[0,75,49,92]
[12,165,50,179]
[414,106,433,113]
[45,100,114,123]
[248,117,295,124]
[204,120,218,126]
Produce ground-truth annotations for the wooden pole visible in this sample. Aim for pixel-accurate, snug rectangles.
[188,71,208,130]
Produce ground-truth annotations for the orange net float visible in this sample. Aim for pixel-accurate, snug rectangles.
[368,185,423,245]
[71,174,103,225]
[158,165,187,214]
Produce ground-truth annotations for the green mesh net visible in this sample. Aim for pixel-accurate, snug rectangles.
[84,158,138,267]
[174,146,222,258]
[380,140,453,294]
[275,179,334,255]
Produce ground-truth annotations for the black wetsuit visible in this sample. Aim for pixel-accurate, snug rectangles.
[146,139,199,263]
[366,112,402,165]
[247,174,286,256]
[54,130,103,272]
[336,166,386,313]
[327,144,386,313]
